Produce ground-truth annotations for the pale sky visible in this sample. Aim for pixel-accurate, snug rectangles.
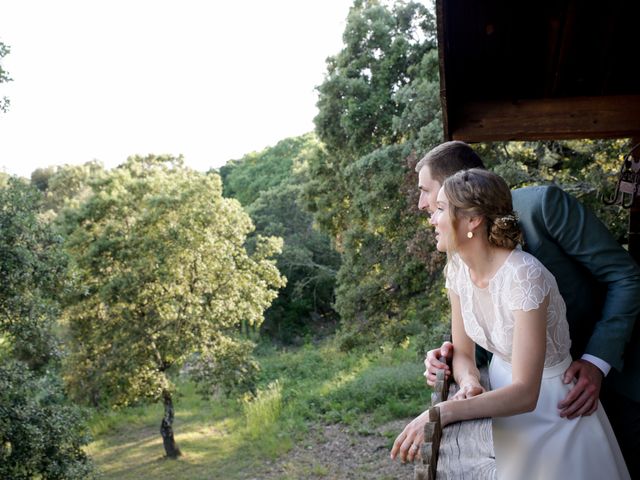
[0,0,355,178]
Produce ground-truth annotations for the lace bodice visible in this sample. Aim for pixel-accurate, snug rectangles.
[445,249,571,367]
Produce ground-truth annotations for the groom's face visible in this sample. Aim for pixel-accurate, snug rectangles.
[418,166,441,214]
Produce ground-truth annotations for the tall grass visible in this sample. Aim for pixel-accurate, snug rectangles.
[243,380,282,437]
[87,336,434,479]
[255,337,432,430]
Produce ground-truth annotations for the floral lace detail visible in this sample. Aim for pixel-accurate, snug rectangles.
[508,254,547,311]
[446,249,571,367]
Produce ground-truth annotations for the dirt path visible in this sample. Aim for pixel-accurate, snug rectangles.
[248,419,416,480]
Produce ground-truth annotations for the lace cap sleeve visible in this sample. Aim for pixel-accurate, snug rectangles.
[507,253,551,311]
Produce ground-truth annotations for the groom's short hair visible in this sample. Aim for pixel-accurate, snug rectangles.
[415,141,486,184]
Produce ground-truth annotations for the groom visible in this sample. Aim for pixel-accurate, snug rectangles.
[414,141,640,476]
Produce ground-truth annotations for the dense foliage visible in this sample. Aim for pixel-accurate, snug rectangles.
[475,139,631,243]
[306,0,447,349]
[220,135,341,343]
[32,160,106,216]
[0,178,67,368]
[60,155,284,456]
[219,135,311,206]
[0,178,95,478]
[0,362,95,480]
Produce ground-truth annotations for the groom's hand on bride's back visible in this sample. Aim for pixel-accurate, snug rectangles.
[424,341,453,387]
[557,359,603,419]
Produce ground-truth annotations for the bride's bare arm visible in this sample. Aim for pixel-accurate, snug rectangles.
[391,292,480,462]
[450,292,483,394]
[440,296,548,427]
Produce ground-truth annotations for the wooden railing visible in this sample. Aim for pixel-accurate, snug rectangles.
[414,367,496,480]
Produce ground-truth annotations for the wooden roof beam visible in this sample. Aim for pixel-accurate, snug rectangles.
[450,95,640,142]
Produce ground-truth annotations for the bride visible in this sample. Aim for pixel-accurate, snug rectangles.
[391,169,629,479]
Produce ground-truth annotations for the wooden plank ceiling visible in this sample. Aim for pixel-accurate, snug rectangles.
[436,0,640,142]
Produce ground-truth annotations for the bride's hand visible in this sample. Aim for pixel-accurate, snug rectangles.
[451,381,485,400]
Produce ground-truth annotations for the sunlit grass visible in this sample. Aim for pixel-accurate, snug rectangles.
[243,380,282,436]
[87,406,252,480]
[87,337,432,479]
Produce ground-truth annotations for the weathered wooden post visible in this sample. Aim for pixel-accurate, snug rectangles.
[414,406,442,480]
[414,367,496,479]
[414,351,450,480]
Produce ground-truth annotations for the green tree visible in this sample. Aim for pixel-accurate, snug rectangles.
[0,362,95,480]
[30,167,56,192]
[219,134,314,206]
[0,178,96,479]
[31,161,106,217]
[0,41,11,112]
[305,0,443,348]
[314,0,436,158]
[62,155,284,458]
[0,177,66,368]
[248,182,340,342]
[220,134,341,343]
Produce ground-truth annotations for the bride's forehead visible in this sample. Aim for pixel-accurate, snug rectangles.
[436,186,447,201]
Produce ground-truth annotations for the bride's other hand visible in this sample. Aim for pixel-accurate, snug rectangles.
[451,381,485,400]
[390,409,430,463]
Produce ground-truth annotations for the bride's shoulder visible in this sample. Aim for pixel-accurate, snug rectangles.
[505,248,551,283]
[508,247,542,267]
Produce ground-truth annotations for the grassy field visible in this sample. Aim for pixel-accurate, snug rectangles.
[86,338,432,479]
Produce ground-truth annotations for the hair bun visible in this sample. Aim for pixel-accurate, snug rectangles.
[489,213,522,249]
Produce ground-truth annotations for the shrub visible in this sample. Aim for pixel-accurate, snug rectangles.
[0,361,96,479]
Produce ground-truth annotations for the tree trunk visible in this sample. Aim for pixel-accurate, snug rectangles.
[160,390,182,458]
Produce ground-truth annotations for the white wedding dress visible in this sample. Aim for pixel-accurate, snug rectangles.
[446,248,630,480]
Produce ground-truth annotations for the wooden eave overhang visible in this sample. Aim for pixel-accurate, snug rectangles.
[436,0,640,142]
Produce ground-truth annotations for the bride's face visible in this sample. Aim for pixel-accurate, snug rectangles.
[430,186,456,252]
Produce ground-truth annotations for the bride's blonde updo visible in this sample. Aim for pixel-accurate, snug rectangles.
[443,168,523,249]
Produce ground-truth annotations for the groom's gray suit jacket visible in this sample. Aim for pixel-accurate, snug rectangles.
[512,185,640,402]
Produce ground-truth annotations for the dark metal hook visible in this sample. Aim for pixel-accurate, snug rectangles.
[603,144,640,209]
